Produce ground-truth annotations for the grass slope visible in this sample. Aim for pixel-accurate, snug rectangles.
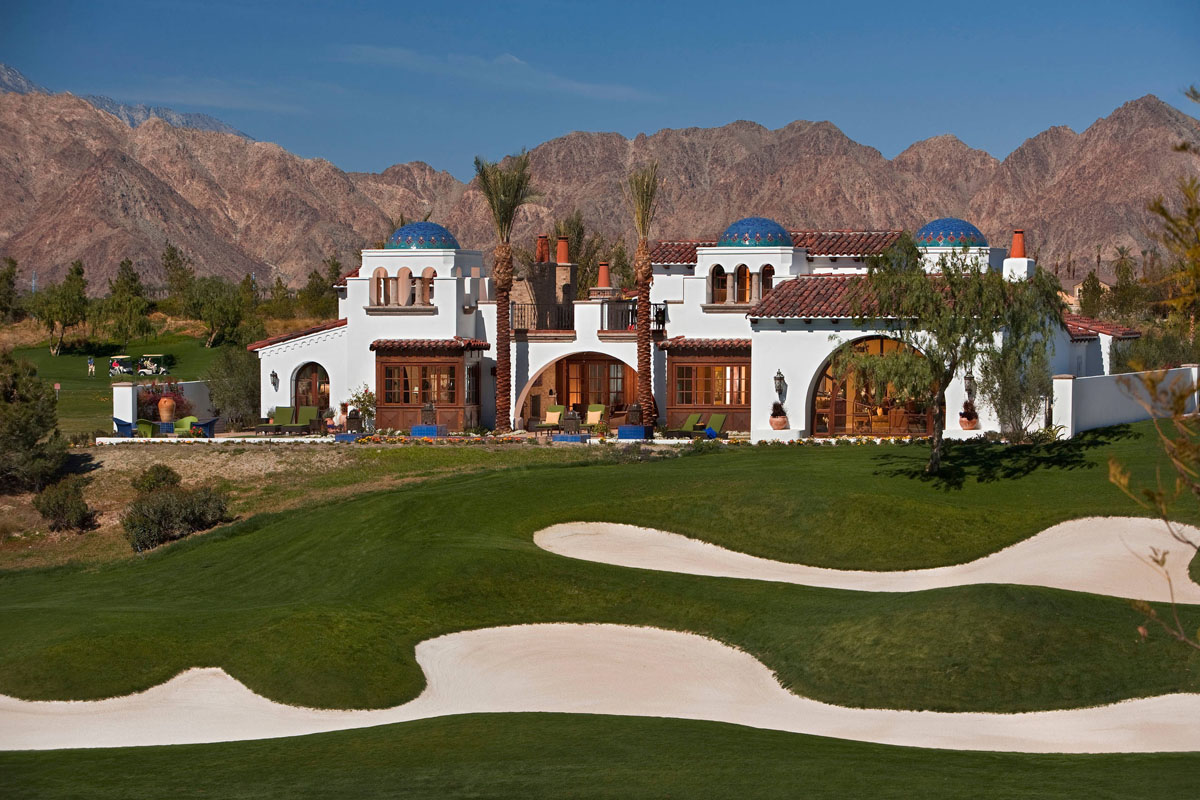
[4,713,1198,799]
[1,423,1197,714]
[12,334,221,433]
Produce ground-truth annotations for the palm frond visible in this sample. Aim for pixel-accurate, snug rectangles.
[623,162,660,241]
[474,152,537,244]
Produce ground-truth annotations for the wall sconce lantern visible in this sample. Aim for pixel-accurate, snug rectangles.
[270,370,279,391]
[773,369,787,399]
[964,372,977,406]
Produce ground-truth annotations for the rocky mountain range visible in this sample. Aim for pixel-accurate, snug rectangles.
[0,84,1197,293]
[0,63,248,139]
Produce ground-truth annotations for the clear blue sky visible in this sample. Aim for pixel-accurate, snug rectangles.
[4,0,1198,180]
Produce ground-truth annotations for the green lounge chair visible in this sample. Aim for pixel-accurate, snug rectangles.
[136,419,157,438]
[282,406,318,435]
[262,406,293,435]
[667,413,702,438]
[174,415,198,435]
[701,412,727,439]
[534,405,565,435]
[584,404,606,428]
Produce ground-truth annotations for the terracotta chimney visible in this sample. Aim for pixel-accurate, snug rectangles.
[596,261,611,288]
[535,234,549,263]
[1010,229,1026,259]
[556,236,570,265]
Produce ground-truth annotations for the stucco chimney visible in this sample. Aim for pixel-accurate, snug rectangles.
[1010,229,1026,259]
[535,234,549,263]
[556,236,570,265]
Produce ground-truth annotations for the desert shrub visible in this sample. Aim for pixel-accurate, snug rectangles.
[131,463,182,493]
[121,487,229,552]
[0,351,68,490]
[33,476,92,531]
[1110,328,1195,373]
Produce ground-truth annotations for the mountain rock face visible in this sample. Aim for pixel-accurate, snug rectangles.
[0,89,1197,293]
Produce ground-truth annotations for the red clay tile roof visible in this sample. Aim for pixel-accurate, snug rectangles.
[246,318,348,351]
[657,336,752,352]
[749,275,876,318]
[650,230,903,264]
[1063,314,1141,341]
[370,336,491,352]
[333,267,360,287]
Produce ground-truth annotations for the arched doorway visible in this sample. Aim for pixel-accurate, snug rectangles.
[294,362,330,412]
[810,337,938,436]
[517,352,638,429]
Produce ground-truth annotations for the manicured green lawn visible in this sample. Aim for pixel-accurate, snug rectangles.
[12,334,221,433]
[1,423,1197,716]
[4,713,1197,799]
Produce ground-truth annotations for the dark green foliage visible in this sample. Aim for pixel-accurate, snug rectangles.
[131,463,182,494]
[1110,327,1195,372]
[0,256,19,323]
[0,351,67,490]
[1078,271,1106,318]
[32,476,92,531]
[1106,258,1143,318]
[297,256,342,318]
[237,274,259,315]
[159,242,195,317]
[28,261,88,355]
[103,259,153,349]
[263,276,296,319]
[189,276,244,347]
[121,487,229,552]
[203,346,261,430]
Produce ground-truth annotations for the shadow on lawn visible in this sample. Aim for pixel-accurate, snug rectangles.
[873,425,1141,491]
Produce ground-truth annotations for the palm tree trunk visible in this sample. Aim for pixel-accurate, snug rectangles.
[494,243,514,434]
[635,239,654,425]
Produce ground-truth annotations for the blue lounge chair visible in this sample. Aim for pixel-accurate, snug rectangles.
[112,417,134,437]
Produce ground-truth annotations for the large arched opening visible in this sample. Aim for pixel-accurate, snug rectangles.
[293,362,330,413]
[516,351,638,430]
[810,336,939,436]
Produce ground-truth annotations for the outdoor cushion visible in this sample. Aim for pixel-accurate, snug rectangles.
[585,404,604,426]
[667,413,702,437]
[135,419,156,438]
[283,406,318,433]
[273,407,295,425]
[534,405,566,432]
[543,410,561,425]
[704,413,727,436]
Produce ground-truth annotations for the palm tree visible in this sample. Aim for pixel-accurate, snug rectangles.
[624,163,661,426]
[474,152,536,433]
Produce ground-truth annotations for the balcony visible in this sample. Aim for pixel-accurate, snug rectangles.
[512,303,574,331]
[600,300,666,333]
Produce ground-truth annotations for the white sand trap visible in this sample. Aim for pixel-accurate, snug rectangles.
[535,517,1200,603]
[2,624,1199,753]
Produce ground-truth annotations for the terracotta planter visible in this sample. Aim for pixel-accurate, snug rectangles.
[959,415,979,431]
[158,396,176,423]
[769,415,790,430]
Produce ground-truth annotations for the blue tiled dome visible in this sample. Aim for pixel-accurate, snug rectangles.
[718,217,793,248]
[914,217,987,248]
[385,221,460,250]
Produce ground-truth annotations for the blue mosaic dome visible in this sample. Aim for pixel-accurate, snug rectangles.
[718,217,793,248]
[385,221,460,250]
[913,217,987,248]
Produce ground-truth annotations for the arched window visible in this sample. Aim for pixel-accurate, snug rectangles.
[395,267,412,307]
[761,265,775,295]
[811,336,941,437]
[420,267,437,305]
[371,267,390,306]
[294,362,330,412]
[710,265,727,304]
[735,265,751,303]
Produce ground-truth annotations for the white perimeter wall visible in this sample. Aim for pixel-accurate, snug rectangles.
[1052,366,1199,438]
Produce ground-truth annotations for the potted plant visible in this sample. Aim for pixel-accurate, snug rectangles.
[959,400,979,430]
[769,401,789,430]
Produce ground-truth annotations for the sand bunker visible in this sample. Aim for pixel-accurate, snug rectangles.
[3,623,1199,753]
[535,517,1200,603]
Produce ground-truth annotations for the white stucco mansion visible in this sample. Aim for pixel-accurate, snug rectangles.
[248,216,1139,441]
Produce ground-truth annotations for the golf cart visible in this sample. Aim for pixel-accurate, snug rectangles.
[138,354,170,376]
[109,355,134,377]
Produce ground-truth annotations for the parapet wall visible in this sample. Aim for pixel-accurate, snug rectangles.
[1052,366,1199,437]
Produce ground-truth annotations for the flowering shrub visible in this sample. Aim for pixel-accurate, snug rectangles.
[137,380,193,420]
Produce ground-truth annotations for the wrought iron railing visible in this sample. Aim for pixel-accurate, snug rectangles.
[600,300,666,332]
[511,303,575,331]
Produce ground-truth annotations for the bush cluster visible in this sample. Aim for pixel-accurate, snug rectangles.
[130,463,182,493]
[32,476,93,531]
[122,487,229,553]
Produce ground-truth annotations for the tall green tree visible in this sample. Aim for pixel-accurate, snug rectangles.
[161,242,194,315]
[551,210,606,291]
[0,351,67,490]
[624,163,661,424]
[1078,271,1106,318]
[190,276,244,347]
[1106,256,1143,319]
[203,346,261,430]
[30,261,89,356]
[0,257,18,323]
[849,236,1060,473]
[263,276,295,319]
[104,259,153,349]
[475,152,537,433]
[296,255,343,318]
